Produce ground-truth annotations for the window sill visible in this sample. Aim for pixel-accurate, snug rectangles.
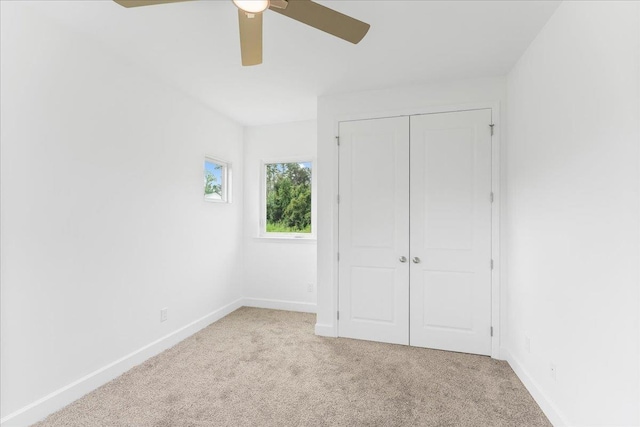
[254,235,317,244]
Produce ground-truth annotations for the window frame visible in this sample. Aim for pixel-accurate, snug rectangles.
[204,156,232,204]
[260,158,316,240]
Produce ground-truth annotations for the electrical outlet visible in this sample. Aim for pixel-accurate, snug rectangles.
[525,335,531,353]
[307,283,314,293]
[160,308,168,323]
[550,363,556,381]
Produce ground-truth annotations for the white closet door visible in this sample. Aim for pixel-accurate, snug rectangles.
[338,117,410,345]
[409,110,493,355]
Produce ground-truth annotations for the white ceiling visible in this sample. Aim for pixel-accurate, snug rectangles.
[35,0,560,126]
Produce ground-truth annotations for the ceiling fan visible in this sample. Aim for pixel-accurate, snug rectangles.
[113,0,371,66]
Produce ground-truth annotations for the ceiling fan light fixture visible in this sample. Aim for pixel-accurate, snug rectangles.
[113,0,370,66]
[233,0,270,14]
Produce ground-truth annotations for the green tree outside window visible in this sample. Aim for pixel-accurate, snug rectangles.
[266,162,312,233]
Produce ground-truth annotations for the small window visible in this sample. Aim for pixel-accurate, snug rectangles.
[264,161,312,236]
[204,157,230,203]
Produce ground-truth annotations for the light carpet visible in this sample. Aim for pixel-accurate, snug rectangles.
[35,307,550,426]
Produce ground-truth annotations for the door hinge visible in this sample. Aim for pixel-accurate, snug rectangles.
[491,326,494,337]
[337,194,340,204]
[491,259,494,270]
[490,192,494,203]
[336,136,340,146]
[337,311,340,320]
[490,124,495,136]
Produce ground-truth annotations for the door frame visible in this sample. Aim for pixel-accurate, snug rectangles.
[332,102,503,359]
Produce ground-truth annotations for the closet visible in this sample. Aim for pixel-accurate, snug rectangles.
[337,109,493,356]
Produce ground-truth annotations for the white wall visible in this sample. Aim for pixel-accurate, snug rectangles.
[1,3,245,425]
[243,121,317,313]
[506,1,640,425]
[316,77,507,338]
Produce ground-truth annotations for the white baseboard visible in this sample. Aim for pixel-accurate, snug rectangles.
[242,297,316,314]
[314,322,337,337]
[503,348,570,427]
[0,298,243,427]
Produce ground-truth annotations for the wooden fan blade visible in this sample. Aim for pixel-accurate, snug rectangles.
[114,0,194,8]
[269,0,370,44]
[238,10,263,66]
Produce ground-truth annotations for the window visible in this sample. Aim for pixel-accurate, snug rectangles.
[263,161,313,236]
[204,157,230,203]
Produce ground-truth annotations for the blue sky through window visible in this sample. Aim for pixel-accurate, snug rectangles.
[268,162,311,172]
[204,159,224,200]
[205,160,222,183]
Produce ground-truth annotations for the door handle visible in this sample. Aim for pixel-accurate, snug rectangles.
[412,257,421,264]
[399,256,407,263]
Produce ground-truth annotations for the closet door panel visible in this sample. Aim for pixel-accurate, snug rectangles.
[338,117,410,345]
[409,110,493,356]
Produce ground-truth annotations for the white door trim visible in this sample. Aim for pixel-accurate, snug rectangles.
[331,101,502,359]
